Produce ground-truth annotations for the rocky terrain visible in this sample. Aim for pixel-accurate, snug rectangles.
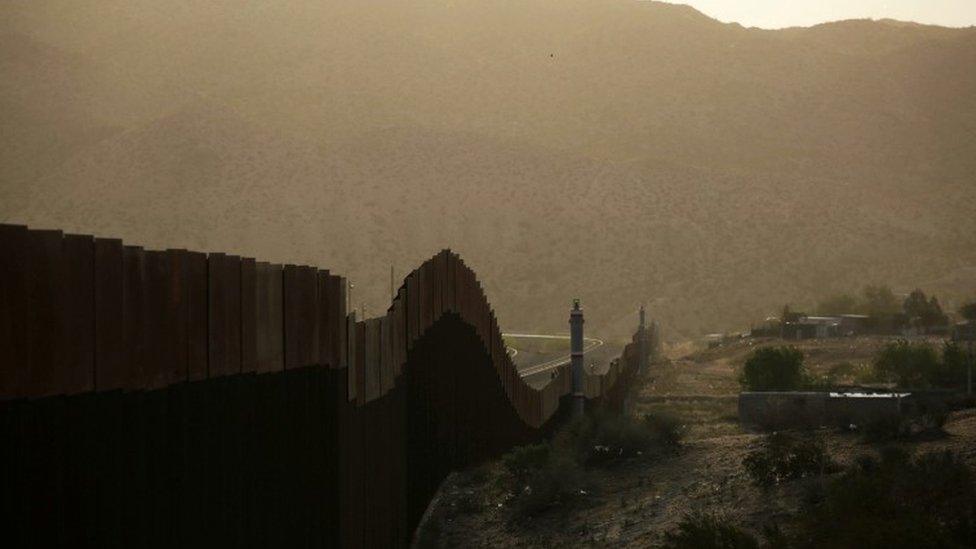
[419,335,976,546]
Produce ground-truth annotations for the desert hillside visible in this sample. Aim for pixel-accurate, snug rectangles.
[2,0,975,337]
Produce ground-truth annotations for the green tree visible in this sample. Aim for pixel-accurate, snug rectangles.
[861,284,901,316]
[936,341,968,389]
[873,340,940,388]
[739,346,807,391]
[960,301,976,321]
[903,289,948,328]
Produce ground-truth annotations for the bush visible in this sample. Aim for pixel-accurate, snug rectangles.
[501,442,550,484]
[566,410,684,465]
[641,412,686,447]
[961,301,976,321]
[739,347,807,392]
[743,432,837,488]
[662,513,760,549]
[872,340,967,389]
[938,341,969,388]
[502,411,685,517]
[795,449,976,548]
[873,340,940,388]
[903,289,948,329]
[508,449,593,518]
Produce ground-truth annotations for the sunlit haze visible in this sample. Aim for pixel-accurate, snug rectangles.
[3,1,976,546]
[659,0,976,28]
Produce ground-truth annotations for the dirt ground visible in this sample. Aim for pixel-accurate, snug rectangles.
[418,336,976,548]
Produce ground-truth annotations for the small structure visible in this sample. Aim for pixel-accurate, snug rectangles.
[953,321,976,342]
[704,333,725,348]
[750,317,781,338]
[838,314,870,336]
[781,316,841,339]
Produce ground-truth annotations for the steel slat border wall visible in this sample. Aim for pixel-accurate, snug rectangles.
[0,224,641,548]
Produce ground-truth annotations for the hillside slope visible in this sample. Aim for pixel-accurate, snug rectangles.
[2,0,975,336]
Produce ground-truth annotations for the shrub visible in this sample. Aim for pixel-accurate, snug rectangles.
[903,289,948,328]
[509,449,592,518]
[641,412,686,448]
[739,347,807,392]
[873,340,940,388]
[743,432,836,488]
[937,341,969,388]
[795,449,976,548]
[566,411,684,465]
[501,442,550,485]
[961,301,976,321]
[661,513,760,549]
[503,411,686,517]
[871,340,969,390]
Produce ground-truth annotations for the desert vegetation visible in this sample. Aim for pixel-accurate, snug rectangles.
[870,340,970,389]
[738,347,808,392]
[500,410,685,518]
[420,334,976,546]
[742,432,837,488]
[738,339,971,392]
[662,447,976,548]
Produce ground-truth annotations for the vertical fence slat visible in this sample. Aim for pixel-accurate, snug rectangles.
[208,253,227,378]
[356,321,366,404]
[0,224,30,399]
[168,250,191,384]
[63,234,94,395]
[407,273,419,348]
[186,251,209,382]
[209,254,242,377]
[432,253,443,321]
[326,273,342,369]
[241,258,257,373]
[419,263,430,334]
[303,266,319,367]
[338,277,348,370]
[123,245,146,390]
[316,270,331,368]
[283,265,299,369]
[94,238,124,391]
[346,313,357,402]
[255,263,284,373]
[144,250,168,389]
[226,255,243,375]
[28,230,65,396]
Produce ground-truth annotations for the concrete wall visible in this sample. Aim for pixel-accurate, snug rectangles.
[739,390,952,431]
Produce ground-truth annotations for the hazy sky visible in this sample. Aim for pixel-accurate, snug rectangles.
[660,0,976,29]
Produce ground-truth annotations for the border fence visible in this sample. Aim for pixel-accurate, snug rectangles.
[0,223,639,547]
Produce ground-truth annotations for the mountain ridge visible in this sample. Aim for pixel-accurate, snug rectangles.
[2,1,974,337]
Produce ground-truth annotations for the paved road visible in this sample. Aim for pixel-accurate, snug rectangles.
[502,333,606,377]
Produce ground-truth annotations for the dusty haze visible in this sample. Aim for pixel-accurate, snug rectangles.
[2,0,975,338]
